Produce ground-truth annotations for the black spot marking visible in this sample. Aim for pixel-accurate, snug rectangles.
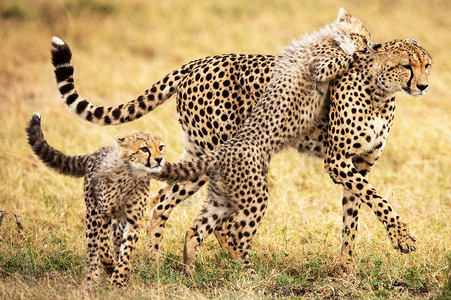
[94,107,104,119]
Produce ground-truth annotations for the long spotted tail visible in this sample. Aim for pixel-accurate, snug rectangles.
[51,37,195,125]
[152,153,217,184]
[26,113,89,177]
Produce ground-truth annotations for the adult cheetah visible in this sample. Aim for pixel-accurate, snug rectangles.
[50,8,373,259]
[150,39,431,273]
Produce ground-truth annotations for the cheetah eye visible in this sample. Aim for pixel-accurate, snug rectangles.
[159,145,165,152]
[140,147,150,154]
[425,63,431,69]
[402,64,412,70]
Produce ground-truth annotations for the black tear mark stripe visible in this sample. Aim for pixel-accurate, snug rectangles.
[406,68,414,90]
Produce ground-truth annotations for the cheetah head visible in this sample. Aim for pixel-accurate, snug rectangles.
[333,8,374,54]
[115,132,165,176]
[370,39,432,97]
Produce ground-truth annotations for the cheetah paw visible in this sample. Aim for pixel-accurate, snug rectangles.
[183,264,195,275]
[390,222,417,253]
[246,268,256,278]
[111,280,125,289]
[339,261,353,275]
[103,265,116,275]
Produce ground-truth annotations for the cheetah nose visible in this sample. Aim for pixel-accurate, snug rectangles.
[155,157,163,165]
[417,84,428,91]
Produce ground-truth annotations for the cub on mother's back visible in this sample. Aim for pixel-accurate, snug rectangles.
[26,113,165,288]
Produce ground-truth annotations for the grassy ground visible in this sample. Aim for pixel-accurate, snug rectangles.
[0,0,450,298]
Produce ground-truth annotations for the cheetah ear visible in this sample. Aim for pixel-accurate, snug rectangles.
[337,8,352,23]
[115,135,126,145]
[367,41,385,53]
[406,38,419,46]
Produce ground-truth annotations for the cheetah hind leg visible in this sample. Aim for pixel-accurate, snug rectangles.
[213,213,241,260]
[146,177,207,261]
[221,205,268,276]
[183,200,233,274]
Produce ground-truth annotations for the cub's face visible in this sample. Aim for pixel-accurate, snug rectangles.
[115,132,165,175]
[375,39,432,96]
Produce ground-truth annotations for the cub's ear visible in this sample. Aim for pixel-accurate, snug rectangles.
[367,41,385,53]
[406,38,419,46]
[337,8,352,23]
[115,135,126,145]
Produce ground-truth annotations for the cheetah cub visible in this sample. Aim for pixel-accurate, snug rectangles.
[26,113,165,288]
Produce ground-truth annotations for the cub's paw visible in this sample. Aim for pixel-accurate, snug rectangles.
[309,60,328,82]
[334,33,355,55]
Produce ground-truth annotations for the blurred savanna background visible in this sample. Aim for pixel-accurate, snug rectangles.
[0,0,450,298]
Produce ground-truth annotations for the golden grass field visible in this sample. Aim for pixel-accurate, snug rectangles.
[0,0,450,298]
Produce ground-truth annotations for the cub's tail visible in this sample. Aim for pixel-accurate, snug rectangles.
[51,36,197,126]
[26,113,89,177]
[151,153,217,184]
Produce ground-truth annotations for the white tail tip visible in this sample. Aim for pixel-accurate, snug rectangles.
[34,112,41,119]
[52,36,65,46]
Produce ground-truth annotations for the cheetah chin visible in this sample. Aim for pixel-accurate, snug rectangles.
[147,166,162,173]
[130,162,162,175]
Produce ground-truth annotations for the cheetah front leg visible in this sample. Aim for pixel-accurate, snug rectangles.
[325,152,417,256]
[111,221,140,288]
[111,205,146,288]
[98,215,116,275]
[93,179,117,275]
[339,151,381,272]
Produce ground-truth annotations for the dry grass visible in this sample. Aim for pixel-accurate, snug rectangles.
[0,0,450,298]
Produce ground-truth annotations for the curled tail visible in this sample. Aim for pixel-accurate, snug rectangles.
[26,113,89,177]
[51,37,197,126]
[152,154,217,184]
